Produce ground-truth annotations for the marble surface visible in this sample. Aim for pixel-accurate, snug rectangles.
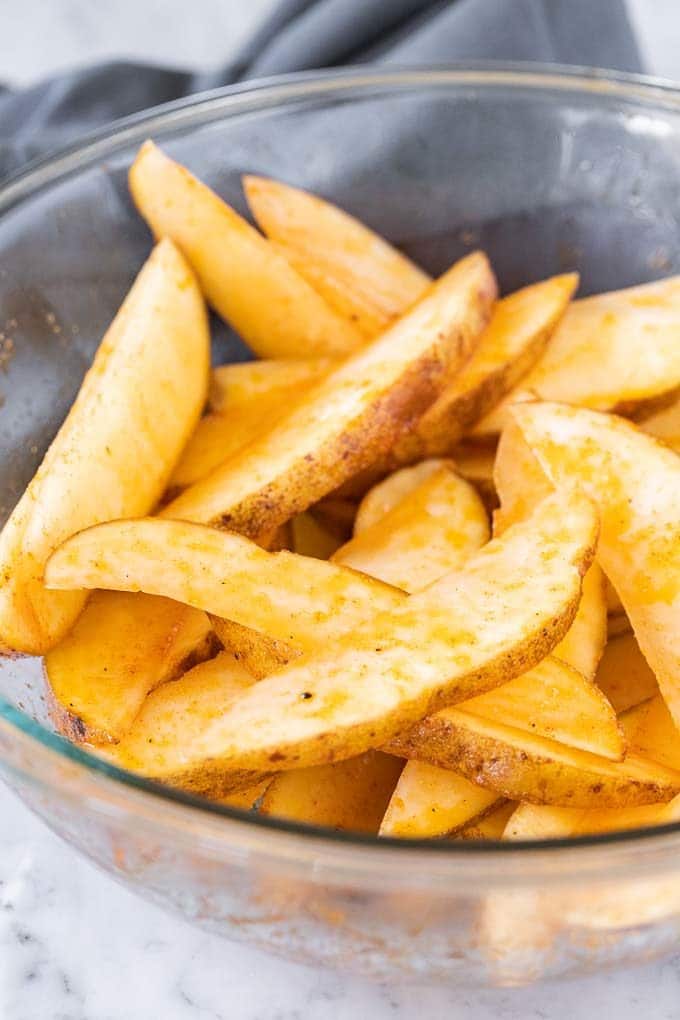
[2,2,680,1017]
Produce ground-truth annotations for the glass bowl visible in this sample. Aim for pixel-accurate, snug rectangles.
[2,65,680,987]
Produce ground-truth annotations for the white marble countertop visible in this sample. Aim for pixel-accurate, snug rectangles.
[2,2,680,1017]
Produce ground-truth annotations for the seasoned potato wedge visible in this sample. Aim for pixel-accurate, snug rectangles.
[380,761,499,839]
[45,518,404,654]
[260,751,403,833]
[474,275,680,436]
[512,402,680,727]
[596,632,658,714]
[0,239,209,654]
[44,592,214,743]
[623,694,680,771]
[552,564,606,681]
[244,175,431,338]
[168,409,275,492]
[208,358,332,414]
[290,512,342,559]
[456,656,623,759]
[392,274,578,462]
[455,801,516,840]
[104,651,265,791]
[504,798,680,840]
[353,460,449,534]
[161,252,496,542]
[451,443,498,510]
[92,492,596,793]
[130,142,363,358]
[218,779,272,811]
[334,464,489,591]
[389,710,680,808]
[642,396,680,452]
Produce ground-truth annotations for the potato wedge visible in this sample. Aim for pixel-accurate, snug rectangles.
[380,762,499,839]
[44,518,404,654]
[451,443,498,510]
[333,464,489,592]
[511,402,680,727]
[218,779,272,811]
[105,651,265,792]
[260,751,403,833]
[168,409,273,492]
[552,563,607,681]
[210,617,295,679]
[456,656,623,759]
[129,142,363,358]
[642,396,680,452]
[0,239,209,654]
[94,491,596,793]
[623,694,680,771]
[392,274,578,463]
[494,416,606,680]
[473,275,680,436]
[243,175,431,338]
[456,801,516,840]
[389,710,680,807]
[208,358,332,414]
[595,632,658,714]
[44,592,214,743]
[504,798,680,840]
[353,460,449,535]
[161,252,496,542]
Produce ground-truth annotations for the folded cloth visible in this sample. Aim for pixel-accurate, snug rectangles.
[0,0,641,179]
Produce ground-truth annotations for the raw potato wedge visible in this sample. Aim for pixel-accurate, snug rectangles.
[451,443,498,510]
[596,632,658,714]
[334,464,489,592]
[389,709,680,808]
[210,617,296,680]
[218,779,272,811]
[494,417,606,681]
[551,563,607,681]
[89,492,597,793]
[504,799,680,840]
[474,275,680,436]
[129,142,363,358]
[0,239,210,654]
[168,409,274,492]
[45,518,404,655]
[642,396,680,452]
[44,591,214,743]
[456,801,516,840]
[208,358,332,414]
[392,274,578,463]
[260,751,403,833]
[380,761,499,839]
[160,252,497,542]
[511,403,680,727]
[623,694,680,771]
[244,175,431,338]
[106,651,265,791]
[456,656,623,759]
[353,460,449,534]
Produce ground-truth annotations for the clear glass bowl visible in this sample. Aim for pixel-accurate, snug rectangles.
[2,65,680,987]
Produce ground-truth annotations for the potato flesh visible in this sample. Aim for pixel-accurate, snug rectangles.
[94,492,596,793]
[642,396,680,452]
[243,174,431,338]
[475,275,680,435]
[380,761,499,838]
[512,402,680,728]
[504,799,680,840]
[208,358,332,415]
[334,465,490,592]
[624,694,680,771]
[129,142,363,358]
[455,801,516,840]
[0,239,210,654]
[260,751,404,833]
[353,460,449,535]
[44,591,214,743]
[596,632,658,714]
[160,252,496,542]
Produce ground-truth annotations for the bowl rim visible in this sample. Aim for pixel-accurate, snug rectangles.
[2,61,680,867]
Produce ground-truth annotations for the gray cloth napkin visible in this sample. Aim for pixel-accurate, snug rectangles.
[0,0,641,179]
